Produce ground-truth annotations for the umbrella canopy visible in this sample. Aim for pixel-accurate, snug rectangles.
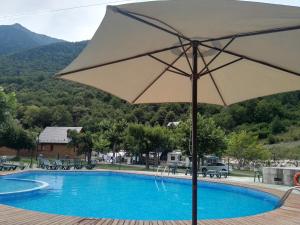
[58,0,300,106]
[57,0,300,223]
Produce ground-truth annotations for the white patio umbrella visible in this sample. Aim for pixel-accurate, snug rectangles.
[57,0,300,223]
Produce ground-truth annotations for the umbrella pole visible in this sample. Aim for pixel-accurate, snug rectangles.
[191,41,198,225]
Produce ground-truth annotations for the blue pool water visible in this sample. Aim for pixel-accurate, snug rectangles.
[0,179,41,193]
[0,171,279,220]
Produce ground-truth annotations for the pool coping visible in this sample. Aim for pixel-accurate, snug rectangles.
[0,169,300,225]
[0,178,49,196]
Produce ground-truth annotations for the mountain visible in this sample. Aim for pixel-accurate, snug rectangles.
[0,41,88,77]
[0,23,64,55]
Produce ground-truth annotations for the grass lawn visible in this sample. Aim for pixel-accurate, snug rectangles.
[96,163,154,172]
[230,169,254,177]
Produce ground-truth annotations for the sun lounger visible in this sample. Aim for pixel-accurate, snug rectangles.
[18,162,26,170]
[85,160,97,170]
[54,160,64,170]
[61,159,71,170]
[74,159,83,169]
[2,163,18,171]
[42,159,57,170]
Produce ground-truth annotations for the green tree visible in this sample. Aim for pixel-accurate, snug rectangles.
[175,115,226,163]
[67,130,93,164]
[125,124,171,169]
[0,87,16,125]
[103,120,127,159]
[227,130,270,169]
[270,116,286,134]
[0,122,35,157]
[125,124,145,163]
[92,133,110,153]
[51,105,73,126]
[254,99,284,123]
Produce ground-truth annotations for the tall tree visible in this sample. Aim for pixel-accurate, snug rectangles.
[0,87,16,126]
[227,130,270,169]
[175,115,226,161]
[103,120,127,159]
[125,124,171,169]
[67,130,93,164]
[0,122,36,157]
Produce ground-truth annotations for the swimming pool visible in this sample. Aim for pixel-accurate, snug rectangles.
[0,171,279,220]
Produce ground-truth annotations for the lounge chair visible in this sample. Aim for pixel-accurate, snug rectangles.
[39,159,46,169]
[2,163,18,171]
[61,159,71,170]
[85,160,97,170]
[54,160,63,170]
[18,162,26,170]
[37,158,44,168]
[42,159,57,170]
[74,159,83,169]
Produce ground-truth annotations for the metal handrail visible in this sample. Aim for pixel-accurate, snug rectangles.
[278,186,300,207]
[155,165,168,178]
[155,166,161,177]
[163,165,168,175]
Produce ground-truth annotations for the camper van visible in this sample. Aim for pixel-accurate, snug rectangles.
[167,151,190,167]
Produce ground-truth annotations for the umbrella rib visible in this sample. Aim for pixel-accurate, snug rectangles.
[148,54,190,77]
[199,58,244,76]
[199,42,300,77]
[166,69,188,77]
[200,24,300,43]
[57,43,189,76]
[132,45,192,104]
[110,6,191,42]
[197,48,227,106]
[178,37,193,73]
[124,10,188,40]
[198,37,235,76]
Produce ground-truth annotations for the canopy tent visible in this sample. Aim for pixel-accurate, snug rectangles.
[57,0,300,223]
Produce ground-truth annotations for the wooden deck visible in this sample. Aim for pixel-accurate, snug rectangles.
[0,170,300,224]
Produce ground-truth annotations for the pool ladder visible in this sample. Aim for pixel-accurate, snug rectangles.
[155,165,168,178]
[278,186,300,207]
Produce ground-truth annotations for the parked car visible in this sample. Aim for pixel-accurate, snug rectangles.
[200,162,231,173]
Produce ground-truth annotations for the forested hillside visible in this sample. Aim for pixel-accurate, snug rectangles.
[0,23,63,55]
[0,24,300,145]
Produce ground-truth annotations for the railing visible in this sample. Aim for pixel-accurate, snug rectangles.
[278,186,300,207]
[155,165,168,178]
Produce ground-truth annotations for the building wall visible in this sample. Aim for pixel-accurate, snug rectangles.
[0,146,32,157]
[37,143,77,158]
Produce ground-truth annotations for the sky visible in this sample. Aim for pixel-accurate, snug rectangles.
[0,0,299,42]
